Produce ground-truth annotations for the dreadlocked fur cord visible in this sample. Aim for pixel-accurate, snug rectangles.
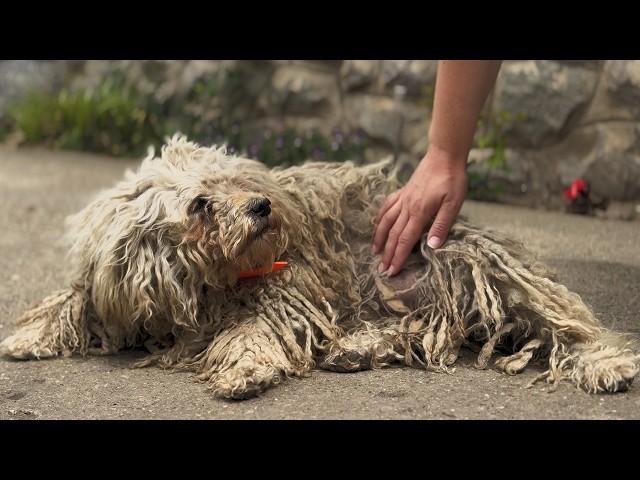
[366,217,639,393]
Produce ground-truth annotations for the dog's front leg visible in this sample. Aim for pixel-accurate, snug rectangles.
[193,315,313,400]
[1,288,90,360]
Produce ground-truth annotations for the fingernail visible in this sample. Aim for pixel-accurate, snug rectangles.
[378,263,386,273]
[387,266,396,277]
[427,236,441,249]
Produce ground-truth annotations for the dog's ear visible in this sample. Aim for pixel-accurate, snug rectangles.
[77,196,202,331]
[99,230,200,331]
[63,151,210,331]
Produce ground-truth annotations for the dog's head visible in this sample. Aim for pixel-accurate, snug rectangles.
[68,135,300,328]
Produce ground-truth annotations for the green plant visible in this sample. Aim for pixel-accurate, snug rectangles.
[196,124,367,168]
[187,77,220,103]
[0,116,11,142]
[416,83,435,110]
[250,127,367,168]
[467,110,525,202]
[4,73,368,166]
[8,77,169,157]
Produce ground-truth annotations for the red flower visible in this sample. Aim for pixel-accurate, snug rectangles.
[563,179,589,201]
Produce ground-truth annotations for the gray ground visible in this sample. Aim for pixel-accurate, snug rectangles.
[1,147,639,420]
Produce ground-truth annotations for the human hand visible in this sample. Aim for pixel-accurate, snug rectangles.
[372,147,468,277]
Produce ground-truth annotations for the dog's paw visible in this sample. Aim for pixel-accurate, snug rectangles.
[213,381,264,400]
[319,349,368,373]
[570,347,639,394]
[0,332,59,360]
[319,330,400,373]
[210,365,281,400]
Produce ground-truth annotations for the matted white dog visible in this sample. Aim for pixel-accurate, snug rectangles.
[2,135,637,399]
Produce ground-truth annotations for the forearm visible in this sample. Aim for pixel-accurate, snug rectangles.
[428,60,502,163]
[373,60,502,267]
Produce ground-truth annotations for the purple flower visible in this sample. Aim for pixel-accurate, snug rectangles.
[275,137,284,149]
[249,144,259,157]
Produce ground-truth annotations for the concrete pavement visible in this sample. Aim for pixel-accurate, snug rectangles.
[1,147,639,419]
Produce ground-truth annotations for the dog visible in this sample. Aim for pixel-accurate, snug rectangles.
[1,135,638,399]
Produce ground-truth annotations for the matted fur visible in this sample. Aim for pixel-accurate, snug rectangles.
[2,135,638,399]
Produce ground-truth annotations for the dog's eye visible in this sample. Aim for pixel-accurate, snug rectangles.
[188,196,209,214]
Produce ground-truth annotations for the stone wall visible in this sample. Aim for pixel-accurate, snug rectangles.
[2,60,639,212]
[485,60,640,212]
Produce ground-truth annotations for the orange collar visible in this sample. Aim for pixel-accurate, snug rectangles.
[237,261,288,279]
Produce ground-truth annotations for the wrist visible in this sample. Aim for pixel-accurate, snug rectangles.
[420,144,469,175]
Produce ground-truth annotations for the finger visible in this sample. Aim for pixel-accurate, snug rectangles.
[372,200,402,254]
[375,190,401,226]
[380,208,409,273]
[427,199,461,249]
[387,216,427,277]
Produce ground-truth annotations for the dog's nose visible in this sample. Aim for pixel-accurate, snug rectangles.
[248,197,271,217]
